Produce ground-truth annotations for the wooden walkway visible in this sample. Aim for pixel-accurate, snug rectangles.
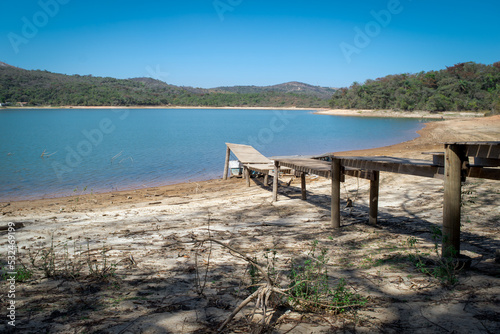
[222,143,290,186]
[271,141,500,257]
[224,143,271,164]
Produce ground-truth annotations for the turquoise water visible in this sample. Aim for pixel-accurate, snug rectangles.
[0,108,427,201]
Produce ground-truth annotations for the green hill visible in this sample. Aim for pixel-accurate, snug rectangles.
[0,63,333,108]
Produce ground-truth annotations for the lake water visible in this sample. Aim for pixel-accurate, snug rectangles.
[0,108,428,201]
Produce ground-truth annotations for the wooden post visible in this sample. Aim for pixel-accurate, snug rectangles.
[264,173,269,186]
[443,144,464,257]
[272,161,279,202]
[300,172,307,200]
[244,167,251,187]
[369,171,380,225]
[223,146,231,180]
[331,158,341,229]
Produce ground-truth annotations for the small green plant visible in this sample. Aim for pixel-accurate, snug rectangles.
[247,249,277,293]
[30,234,57,277]
[22,236,117,281]
[248,256,259,282]
[263,248,278,281]
[404,227,462,286]
[461,184,477,207]
[287,240,367,312]
[192,238,368,332]
[16,266,33,281]
[86,240,117,281]
[61,241,85,279]
[26,235,84,279]
[329,278,367,313]
[2,266,33,282]
[71,186,95,208]
[73,186,88,203]
[360,255,375,269]
[247,256,260,292]
[288,241,329,307]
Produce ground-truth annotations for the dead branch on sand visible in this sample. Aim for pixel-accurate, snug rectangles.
[186,237,365,333]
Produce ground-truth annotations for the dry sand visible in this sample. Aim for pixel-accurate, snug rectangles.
[1,115,499,333]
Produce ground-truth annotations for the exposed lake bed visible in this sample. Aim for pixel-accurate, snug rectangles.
[1,115,499,333]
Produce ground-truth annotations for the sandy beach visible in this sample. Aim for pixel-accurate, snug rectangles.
[314,109,485,119]
[1,114,499,333]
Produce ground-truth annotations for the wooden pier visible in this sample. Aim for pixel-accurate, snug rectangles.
[222,143,290,187]
[272,141,500,257]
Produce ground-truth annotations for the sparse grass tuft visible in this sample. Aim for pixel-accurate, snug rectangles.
[287,240,367,313]
[404,227,463,286]
[19,235,118,282]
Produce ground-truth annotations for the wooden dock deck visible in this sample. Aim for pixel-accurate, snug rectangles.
[222,143,290,186]
[271,141,500,257]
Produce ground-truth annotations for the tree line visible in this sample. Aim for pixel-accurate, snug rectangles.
[329,61,500,113]
[0,66,329,108]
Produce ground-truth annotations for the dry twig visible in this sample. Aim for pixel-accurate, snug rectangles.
[187,238,364,332]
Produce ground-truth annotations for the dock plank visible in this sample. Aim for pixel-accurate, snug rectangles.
[226,143,271,164]
[277,158,374,180]
[337,156,444,179]
[445,141,500,160]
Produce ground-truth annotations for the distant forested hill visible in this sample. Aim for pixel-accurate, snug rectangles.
[329,61,500,113]
[213,81,336,99]
[0,63,333,108]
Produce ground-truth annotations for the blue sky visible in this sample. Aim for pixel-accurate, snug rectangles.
[1,0,499,88]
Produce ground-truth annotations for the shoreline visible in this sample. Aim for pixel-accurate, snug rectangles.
[2,105,485,119]
[2,115,498,210]
[2,105,327,111]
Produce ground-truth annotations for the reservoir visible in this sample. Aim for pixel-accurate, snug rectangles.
[0,108,428,201]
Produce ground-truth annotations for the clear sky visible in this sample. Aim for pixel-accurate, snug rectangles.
[1,0,499,88]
